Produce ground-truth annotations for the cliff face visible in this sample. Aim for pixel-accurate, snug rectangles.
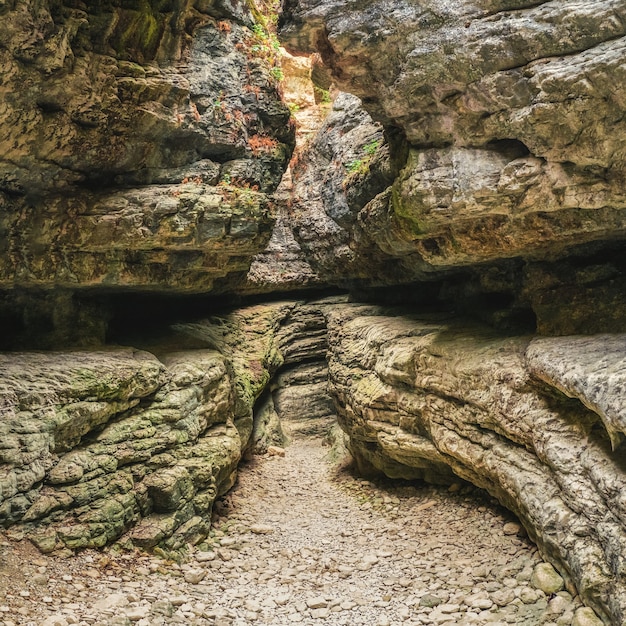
[271,4,626,623]
[280,0,626,334]
[0,0,293,296]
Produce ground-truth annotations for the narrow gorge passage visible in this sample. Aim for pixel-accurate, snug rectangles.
[1,427,580,626]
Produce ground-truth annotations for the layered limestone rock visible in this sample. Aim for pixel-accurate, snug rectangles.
[2,296,626,625]
[0,349,242,553]
[272,300,338,437]
[280,0,626,332]
[527,335,626,450]
[0,299,342,552]
[0,301,295,554]
[0,0,293,295]
[325,304,626,624]
[286,93,403,287]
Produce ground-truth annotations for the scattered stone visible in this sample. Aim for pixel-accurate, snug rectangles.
[93,594,129,611]
[125,606,150,622]
[183,569,206,584]
[531,563,565,594]
[244,599,262,612]
[41,617,69,626]
[502,522,521,536]
[306,597,327,609]
[267,446,286,457]
[420,594,443,608]
[466,595,493,610]
[151,600,174,617]
[491,589,516,606]
[249,524,274,535]
[572,607,604,626]
[32,574,49,586]
[547,595,571,614]
[275,593,291,606]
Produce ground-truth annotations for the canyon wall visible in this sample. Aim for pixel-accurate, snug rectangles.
[280,0,626,334]
[0,0,294,346]
[2,1,626,624]
[0,301,288,555]
[4,299,626,624]
[0,300,339,556]
[324,304,626,624]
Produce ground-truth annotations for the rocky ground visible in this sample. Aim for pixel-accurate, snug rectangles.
[0,427,601,626]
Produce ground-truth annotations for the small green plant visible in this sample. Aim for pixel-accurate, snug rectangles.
[314,86,332,104]
[363,139,380,156]
[288,102,300,114]
[252,23,265,38]
[270,67,284,81]
[212,91,225,108]
[347,159,363,173]
[342,137,382,187]
[248,21,281,65]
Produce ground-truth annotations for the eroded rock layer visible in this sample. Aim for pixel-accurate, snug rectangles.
[0,300,341,553]
[325,304,626,624]
[280,0,626,334]
[0,302,293,554]
[272,300,337,437]
[0,0,293,294]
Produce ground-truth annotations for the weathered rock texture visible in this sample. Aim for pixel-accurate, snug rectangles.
[0,302,293,553]
[2,296,626,625]
[0,300,340,552]
[272,299,338,437]
[0,0,293,295]
[280,0,626,333]
[287,93,404,287]
[325,304,626,624]
[0,349,241,553]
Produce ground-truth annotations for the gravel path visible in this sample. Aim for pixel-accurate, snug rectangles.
[0,434,588,626]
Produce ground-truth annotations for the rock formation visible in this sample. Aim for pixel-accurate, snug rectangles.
[324,304,626,624]
[0,300,340,555]
[2,1,626,624]
[0,0,293,306]
[0,305,293,552]
[280,0,626,333]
